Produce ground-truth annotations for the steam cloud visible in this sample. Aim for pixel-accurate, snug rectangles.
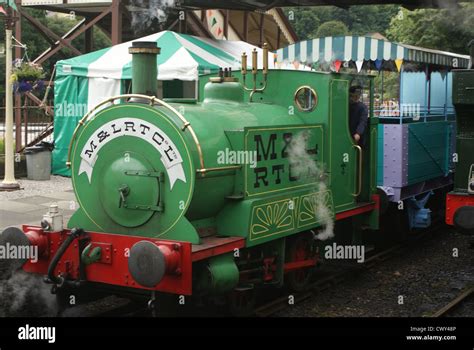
[0,271,57,317]
[129,0,176,33]
[287,131,334,241]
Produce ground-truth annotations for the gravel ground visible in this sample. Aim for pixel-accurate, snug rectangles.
[0,176,73,200]
[276,229,474,317]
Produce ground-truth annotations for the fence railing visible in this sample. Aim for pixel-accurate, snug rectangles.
[0,95,54,153]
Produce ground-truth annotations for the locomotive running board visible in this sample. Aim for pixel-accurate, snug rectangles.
[335,194,380,222]
[191,236,245,262]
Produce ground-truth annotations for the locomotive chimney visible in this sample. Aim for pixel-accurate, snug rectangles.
[128,41,161,95]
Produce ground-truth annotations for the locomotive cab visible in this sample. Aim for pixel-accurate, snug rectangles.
[446,40,474,235]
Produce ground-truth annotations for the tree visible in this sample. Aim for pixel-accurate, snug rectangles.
[347,5,399,36]
[285,5,400,40]
[386,4,474,54]
[315,20,349,37]
[284,8,320,41]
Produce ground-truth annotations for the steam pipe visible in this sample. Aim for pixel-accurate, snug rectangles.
[252,48,258,75]
[241,44,269,101]
[263,43,268,75]
[241,53,247,75]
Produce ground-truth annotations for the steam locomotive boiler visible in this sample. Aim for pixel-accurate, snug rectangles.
[1,41,380,314]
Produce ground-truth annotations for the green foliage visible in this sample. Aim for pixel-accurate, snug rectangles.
[283,8,320,41]
[285,5,400,40]
[315,20,349,37]
[374,71,399,100]
[12,62,45,81]
[386,4,474,54]
[341,5,400,36]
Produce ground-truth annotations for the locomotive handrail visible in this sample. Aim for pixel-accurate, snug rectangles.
[468,164,474,192]
[352,145,363,197]
[66,94,205,171]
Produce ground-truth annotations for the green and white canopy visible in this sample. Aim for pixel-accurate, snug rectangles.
[276,36,470,69]
[53,30,274,176]
[57,30,274,80]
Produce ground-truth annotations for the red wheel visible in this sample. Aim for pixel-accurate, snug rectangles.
[286,234,316,292]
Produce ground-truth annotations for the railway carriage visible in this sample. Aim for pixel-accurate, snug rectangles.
[277,36,470,237]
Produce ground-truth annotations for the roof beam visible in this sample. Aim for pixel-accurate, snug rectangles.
[178,0,460,10]
[34,5,112,64]
[18,7,82,56]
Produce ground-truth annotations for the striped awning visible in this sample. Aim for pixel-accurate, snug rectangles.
[277,36,470,69]
[57,31,275,81]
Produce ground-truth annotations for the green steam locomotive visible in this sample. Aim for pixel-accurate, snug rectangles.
[1,41,379,314]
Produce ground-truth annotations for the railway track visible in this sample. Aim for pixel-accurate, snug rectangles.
[430,286,474,318]
[255,225,450,317]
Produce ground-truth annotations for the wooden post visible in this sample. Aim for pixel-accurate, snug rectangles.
[276,28,281,49]
[183,10,187,34]
[23,98,28,147]
[243,11,248,42]
[224,10,229,39]
[111,0,122,45]
[85,27,93,53]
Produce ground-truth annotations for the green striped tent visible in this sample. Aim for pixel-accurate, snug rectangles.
[276,36,470,69]
[53,30,274,176]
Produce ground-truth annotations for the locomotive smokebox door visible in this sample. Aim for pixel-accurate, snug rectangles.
[97,150,162,228]
[68,104,197,242]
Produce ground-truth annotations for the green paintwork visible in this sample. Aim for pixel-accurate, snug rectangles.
[453,70,474,106]
[206,254,239,294]
[68,104,199,243]
[407,121,455,185]
[81,244,102,265]
[216,187,334,245]
[452,70,474,192]
[69,69,378,250]
[203,81,244,103]
[376,124,385,186]
[130,48,158,96]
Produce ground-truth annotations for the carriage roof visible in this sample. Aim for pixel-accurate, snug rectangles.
[277,36,471,71]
